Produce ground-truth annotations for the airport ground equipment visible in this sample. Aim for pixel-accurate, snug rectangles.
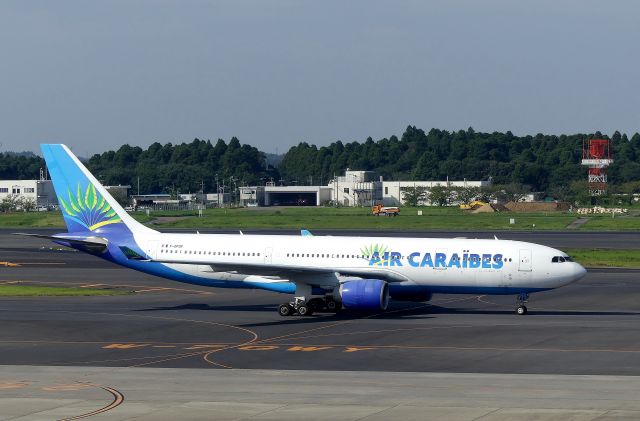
[372,203,400,216]
[459,201,488,210]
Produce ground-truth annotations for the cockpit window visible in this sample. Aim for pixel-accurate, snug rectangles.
[564,256,572,262]
[551,256,566,263]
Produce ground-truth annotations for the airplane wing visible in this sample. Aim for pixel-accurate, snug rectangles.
[144,257,409,284]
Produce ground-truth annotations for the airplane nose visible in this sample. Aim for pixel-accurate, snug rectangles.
[573,263,587,281]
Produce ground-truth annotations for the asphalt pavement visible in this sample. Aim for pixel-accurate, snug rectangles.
[2,229,640,420]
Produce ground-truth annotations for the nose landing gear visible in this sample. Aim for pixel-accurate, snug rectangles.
[515,293,529,315]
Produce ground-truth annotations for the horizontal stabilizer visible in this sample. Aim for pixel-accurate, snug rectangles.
[13,233,109,253]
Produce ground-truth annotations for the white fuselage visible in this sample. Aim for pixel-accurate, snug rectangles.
[135,233,586,295]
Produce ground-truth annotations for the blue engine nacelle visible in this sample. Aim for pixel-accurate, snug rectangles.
[338,279,389,310]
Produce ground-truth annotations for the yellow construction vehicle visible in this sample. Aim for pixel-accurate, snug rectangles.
[459,201,488,210]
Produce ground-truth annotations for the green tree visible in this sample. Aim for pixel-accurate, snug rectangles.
[427,185,453,206]
[21,197,36,212]
[494,183,530,203]
[0,194,20,212]
[454,186,481,205]
[401,186,428,206]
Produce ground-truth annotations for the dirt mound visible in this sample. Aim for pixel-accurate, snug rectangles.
[490,203,509,212]
[471,203,495,213]
[505,202,570,212]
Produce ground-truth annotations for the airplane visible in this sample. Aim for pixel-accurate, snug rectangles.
[20,144,587,317]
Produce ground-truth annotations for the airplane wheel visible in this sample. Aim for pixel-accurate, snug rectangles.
[278,304,293,317]
[516,305,527,315]
[307,298,323,311]
[326,300,338,312]
[297,304,311,316]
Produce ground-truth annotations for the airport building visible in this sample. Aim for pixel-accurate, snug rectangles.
[0,180,132,210]
[236,170,491,207]
[328,170,382,206]
[0,179,57,208]
[381,180,491,206]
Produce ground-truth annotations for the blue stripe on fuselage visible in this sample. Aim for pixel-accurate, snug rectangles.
[389,284,549,296]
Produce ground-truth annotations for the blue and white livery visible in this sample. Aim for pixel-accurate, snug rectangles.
[25,144,587,316]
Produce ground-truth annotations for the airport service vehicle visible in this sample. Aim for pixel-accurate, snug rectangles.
[459,201,488,210]
[372,203,400,216]
[22,144,587,317]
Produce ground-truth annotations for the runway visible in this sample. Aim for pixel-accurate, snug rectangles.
[2,230,640,419]
[5,227,640,249]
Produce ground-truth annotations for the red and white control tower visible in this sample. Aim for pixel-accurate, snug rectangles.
[581,139,613,196]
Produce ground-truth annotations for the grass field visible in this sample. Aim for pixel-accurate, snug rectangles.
[144,207,640,231]
[1,206,640,231]
[0,212,151,228]
[0,285,129,296]
[566,248,640,269]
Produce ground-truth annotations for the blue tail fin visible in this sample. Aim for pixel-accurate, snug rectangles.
[41,144,155,236]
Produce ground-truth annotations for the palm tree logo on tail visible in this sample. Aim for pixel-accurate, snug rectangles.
[58,184,122,231]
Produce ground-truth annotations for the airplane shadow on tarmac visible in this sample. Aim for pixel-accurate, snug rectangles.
[131,303,640,328]
[134,303,278,313]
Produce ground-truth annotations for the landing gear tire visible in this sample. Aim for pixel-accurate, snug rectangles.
[278,304,294,317]
[326,299,339,312]
[515,293,530,316]
[307,298,324,312]
[297,304,312,316]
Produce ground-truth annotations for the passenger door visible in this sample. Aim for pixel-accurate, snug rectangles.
[518,249,532,272]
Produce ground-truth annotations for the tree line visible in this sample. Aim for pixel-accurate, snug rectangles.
[279,127,640,194]
[2,127,640,201]
[86,138,278,196]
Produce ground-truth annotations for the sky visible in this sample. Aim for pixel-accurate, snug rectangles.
[1,0,639,156]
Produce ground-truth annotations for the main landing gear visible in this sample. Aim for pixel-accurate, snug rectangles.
[515,293,529,315]
[278,296,340,317]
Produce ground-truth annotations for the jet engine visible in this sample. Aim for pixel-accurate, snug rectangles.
[337,279,389,310]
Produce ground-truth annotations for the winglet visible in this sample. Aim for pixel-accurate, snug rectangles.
[301,229,313,237]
